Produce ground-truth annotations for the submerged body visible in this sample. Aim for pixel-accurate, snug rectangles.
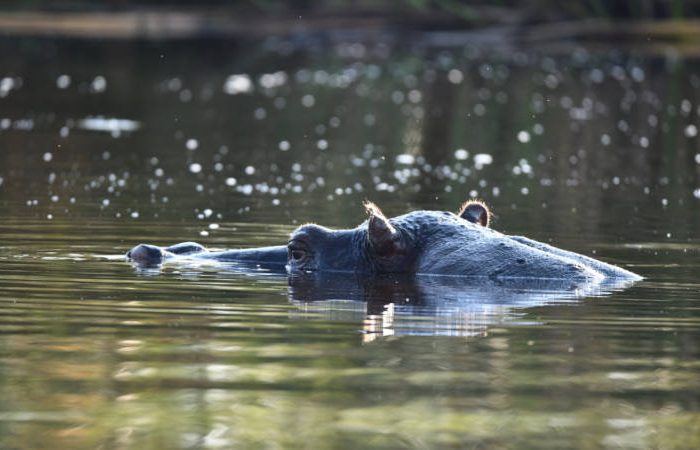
[126,201,641,284]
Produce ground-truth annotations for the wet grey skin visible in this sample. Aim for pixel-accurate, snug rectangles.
[126,200,642,284]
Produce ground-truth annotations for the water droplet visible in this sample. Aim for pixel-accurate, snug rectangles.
[454,149,469,160]
[43,152,53,162]
[186,139,199,150]
[225,177,237,186]
[301,94,315,107]
[396,154,415,165]
[189,163,202,174]
[517,131,531,143]
[56,74,71,89]
[447,69,463,84]
[91,76,107,93]
[278,140,290,151]
[473,153,493,169]
[223,74,253,95]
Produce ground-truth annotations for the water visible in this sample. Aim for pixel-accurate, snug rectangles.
[1,35,699,449]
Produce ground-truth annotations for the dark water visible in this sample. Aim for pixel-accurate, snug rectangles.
[1,35,699,449]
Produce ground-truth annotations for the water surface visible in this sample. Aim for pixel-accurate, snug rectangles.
[1,35,699,449]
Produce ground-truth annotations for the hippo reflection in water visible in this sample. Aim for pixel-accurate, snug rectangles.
[126,200,641,287]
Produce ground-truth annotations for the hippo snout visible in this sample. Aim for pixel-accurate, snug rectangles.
[126,244,165,265]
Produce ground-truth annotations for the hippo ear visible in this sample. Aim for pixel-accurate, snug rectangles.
[364,201,402,255]
[458,200,491,227]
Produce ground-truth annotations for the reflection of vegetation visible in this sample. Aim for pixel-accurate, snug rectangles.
[3,0,700,20]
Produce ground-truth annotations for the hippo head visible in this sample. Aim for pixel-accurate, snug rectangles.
[286,200,491,275]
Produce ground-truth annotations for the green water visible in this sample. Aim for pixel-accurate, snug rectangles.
[0,36,699,449]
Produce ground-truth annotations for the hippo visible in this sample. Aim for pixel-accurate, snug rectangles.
[126,200,641,285]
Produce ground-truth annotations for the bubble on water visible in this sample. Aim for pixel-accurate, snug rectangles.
[396,154,415,165]
[533,123,544,135]
[43,152,53,162]
[600,134,611,146]
[520,187,529,195]
[473,104,486,116]
[301,94,315,108]
[102,199,110,206]
[408,90,422,103]
[214,162,223,172]
[0,77,18,97]
[454,149,469,160]
[56,74,71,89]
[589,68,604,83]
[278,140,290,151]
[154,168,164,177]
[661,198,668,207]
[391,91,405,104]
[50,195,59,202]
[631,67,645,82]
[316,139,328,150]
[209,223,219,230]
[517,131,531,143]
[254,108,267,120]
[240,184,253,195]
[447,69,463,84]
[186,139,199,150]
[0,176,3,187]
[273,97,286,109]
[259,71,288,89]
[639,136,649,148]
[91,76,107,93]
[544,74,559,89]
[681,99,692,115]
[244,166,255,175]
[473,153,493,170]
[684,124,698,138]
[223,74,253,95]
[189,163,202,174]
[47,214,53,220]
[203,208,213,218]
[694,188,700,199]
[225,177,237,186]
[200,230,209,237]
[130,211,139,219]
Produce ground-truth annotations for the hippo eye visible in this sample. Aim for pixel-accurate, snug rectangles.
[287,241,309,262]
[290,249,306,261]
